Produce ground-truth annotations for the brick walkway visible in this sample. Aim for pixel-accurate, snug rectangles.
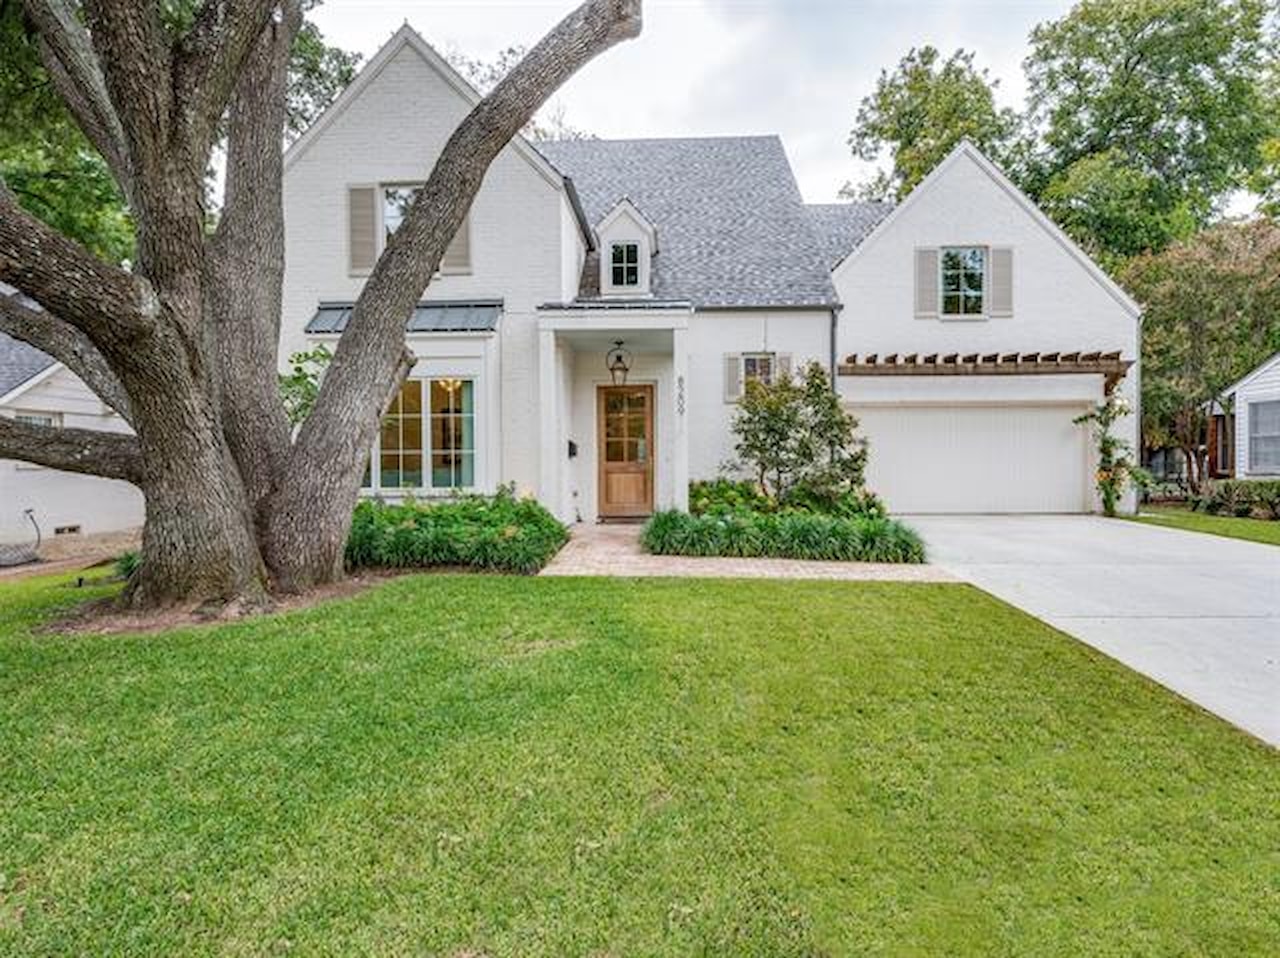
[540,523,954,581]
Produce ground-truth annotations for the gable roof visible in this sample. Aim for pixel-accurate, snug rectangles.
[833,140,1143,320]
[1223,350,1280,397]
[537,136,838,309]
[806,201,892,269]
[283,24,593,248]
[0,333,57,405]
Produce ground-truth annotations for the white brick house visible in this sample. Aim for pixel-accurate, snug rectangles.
[0,24,1142,539]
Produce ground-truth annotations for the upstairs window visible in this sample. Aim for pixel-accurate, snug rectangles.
[610,242,640,288]
[742,352,775,387]
[941,247,985,316]
[379,184,470,273]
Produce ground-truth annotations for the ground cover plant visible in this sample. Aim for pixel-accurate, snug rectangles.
[1,572,1276,955]
[345,487,568,574]
[1133,503,1280,547]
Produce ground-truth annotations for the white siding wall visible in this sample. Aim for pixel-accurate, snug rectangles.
[1235,356,1280,478]
[831,149,1141,513]
[0,366,143,539]
[685,310,831,480]
[281,41,569,502]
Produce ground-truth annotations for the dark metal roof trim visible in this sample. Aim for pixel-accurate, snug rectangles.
[305,300,502,334]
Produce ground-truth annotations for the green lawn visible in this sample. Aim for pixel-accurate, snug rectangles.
[1133,504,1280,546]
[1,572,1277,956]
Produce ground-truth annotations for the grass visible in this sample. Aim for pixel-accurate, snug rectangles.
[1133,503,1280,547]
[1,571,1277,956]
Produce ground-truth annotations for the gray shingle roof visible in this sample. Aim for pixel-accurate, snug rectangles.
[806,201,892,269]
[536,136,838,309]
[0,333,56,401]
[305,300,502,334]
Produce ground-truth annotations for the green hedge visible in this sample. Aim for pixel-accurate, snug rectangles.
[1194,479,1280,520]
[346,489,568,574]
[640,510,926,564]
[688,478,886,520]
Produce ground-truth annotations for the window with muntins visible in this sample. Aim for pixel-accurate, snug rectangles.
[940,247,985,316]
[742,352,775,387]
[611,242,639,287]
[364,378,476,491]
[1249,399,1280,473]
[381,184,469,272]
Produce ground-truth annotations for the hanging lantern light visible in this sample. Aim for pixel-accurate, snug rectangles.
[606,340,632,386]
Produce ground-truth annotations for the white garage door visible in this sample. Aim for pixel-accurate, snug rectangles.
[853,404,1091,514]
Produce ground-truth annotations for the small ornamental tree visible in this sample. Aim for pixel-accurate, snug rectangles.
[731,362,868,505]
[1075,395,1146,517]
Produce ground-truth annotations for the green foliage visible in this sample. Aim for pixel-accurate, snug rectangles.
[278,344,333,425]
[1134,502,1280,545]
[844,46,1020,201]
[287,13,362,140]
[1074,395,1147,517]
[1193,479,1280,520]
[731,362,869,504]
[1023,0,1273,255]
[1122,220,1280,485]
[688,478,885,521]
[114,551,141,581]
[641,510,925,564]
[345,486,568,574]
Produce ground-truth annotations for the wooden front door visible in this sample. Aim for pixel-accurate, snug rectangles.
[598,385,654,519]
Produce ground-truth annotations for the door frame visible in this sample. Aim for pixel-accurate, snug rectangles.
[596,383,655,519]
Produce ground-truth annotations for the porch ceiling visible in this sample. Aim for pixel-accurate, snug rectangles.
[551,327,674,354]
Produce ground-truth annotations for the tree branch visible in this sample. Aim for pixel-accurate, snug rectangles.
[298,0,641,459]
[0,416,142,483]
[173,0,280,155]
[22,0,133,196]
[0,290,132,422]
[0,184,154,347]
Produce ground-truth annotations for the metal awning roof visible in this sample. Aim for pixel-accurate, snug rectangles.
[305,300,502,334]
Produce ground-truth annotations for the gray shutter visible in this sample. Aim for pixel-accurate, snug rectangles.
[914,248,939,319]
[989,247,1013,317]
[775,353,793,381]
[724,354,742,402]
[441,215,470,273]
[348,186,377,275]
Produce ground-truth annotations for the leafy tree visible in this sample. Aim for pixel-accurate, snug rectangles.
[1024,0,1273,252]
[278,344,332,425]
[731,362,868,504]
[0,0,641,609]
[1122,219,1280,489]
[843,46,1020,201]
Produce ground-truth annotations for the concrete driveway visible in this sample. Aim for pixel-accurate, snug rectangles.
[909,515,1280,746]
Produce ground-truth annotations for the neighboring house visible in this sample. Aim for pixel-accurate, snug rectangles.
[1207,351,1280,480]
[282,24,1141,519]
[0,328,143,542]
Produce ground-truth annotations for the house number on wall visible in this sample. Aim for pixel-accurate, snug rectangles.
[676,375,686,415]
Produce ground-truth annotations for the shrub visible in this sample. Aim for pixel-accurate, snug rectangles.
[688,478,885,520]
[346,486,568,574]
[114,550,140,580]
[1195,479,1280,520]
[640,510,925,564]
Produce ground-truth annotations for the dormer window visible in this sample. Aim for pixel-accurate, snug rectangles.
[611,242,640,287]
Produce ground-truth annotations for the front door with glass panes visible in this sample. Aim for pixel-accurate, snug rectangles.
[369,377,476,492]
[597,385,654,519]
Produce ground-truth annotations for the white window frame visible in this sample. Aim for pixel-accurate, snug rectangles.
[379,183,470,275]
[363,377,478,494]
[609,241,640,289]
[939,246,987,319]
[1248,399,1280,475]
[742,352,776,387]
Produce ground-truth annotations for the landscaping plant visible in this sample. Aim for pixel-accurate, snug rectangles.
[1075,395,1148,517]
[345,486,568,575]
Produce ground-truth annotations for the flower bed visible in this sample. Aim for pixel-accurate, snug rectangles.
[640,509,926,564]
[346,488,568,574]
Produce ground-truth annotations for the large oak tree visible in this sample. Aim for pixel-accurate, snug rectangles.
[0,0,642,608]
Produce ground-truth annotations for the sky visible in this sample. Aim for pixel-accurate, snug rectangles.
[309,0,1077,202]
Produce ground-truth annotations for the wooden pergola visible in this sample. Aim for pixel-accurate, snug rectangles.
[837,350,1133,395]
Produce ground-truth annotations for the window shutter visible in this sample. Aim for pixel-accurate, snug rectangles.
[348,186,377,275]
[989,247,1013,317]
[914,248,939,319]
[724,354,742,403]
[776,353,793,381]
[441,216,470,273]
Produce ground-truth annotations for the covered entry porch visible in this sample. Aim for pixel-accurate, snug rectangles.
[537,307,690,523]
